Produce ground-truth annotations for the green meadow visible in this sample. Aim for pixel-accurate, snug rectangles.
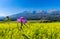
[0,21,60,39]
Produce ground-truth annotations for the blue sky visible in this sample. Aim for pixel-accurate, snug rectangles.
[0,0,60,16]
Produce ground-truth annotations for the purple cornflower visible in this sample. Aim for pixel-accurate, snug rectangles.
[17,17,27,29]
[17,17,27,24]
[17,17,27,30]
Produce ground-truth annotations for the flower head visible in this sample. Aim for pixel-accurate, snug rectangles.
[17,17,27,24]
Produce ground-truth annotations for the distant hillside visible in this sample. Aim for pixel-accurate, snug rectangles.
[0,17,5,21]
[9,10,60,21]
[0,10,60,21]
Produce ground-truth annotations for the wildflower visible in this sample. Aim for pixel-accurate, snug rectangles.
[17,17,27,29]
[17,17,27,24]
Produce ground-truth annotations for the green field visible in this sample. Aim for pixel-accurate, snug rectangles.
[0,21,60,39]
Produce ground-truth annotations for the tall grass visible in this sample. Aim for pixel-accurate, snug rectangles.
[0,21,60,39]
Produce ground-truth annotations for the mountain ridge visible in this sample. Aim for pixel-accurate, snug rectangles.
[0,10,60,21]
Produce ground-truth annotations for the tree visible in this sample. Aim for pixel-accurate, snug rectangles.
[5,16,10,22]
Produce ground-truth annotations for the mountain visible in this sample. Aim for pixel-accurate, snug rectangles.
[1,10,60,21]
[9,10,60,21]
[0,16,5,21]
[9,10,48,20]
